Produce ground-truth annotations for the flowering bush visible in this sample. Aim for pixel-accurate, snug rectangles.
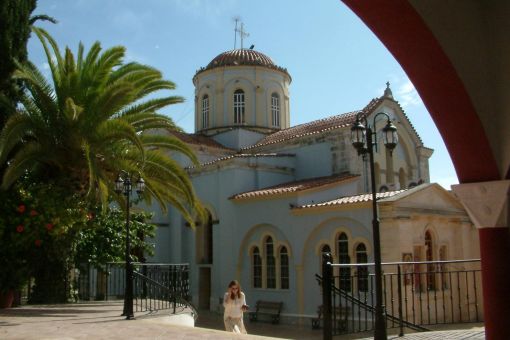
[0,184,88,301]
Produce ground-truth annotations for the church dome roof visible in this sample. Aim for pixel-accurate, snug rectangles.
[194,49,290,79]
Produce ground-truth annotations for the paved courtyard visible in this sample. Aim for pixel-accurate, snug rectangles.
[0,301,485,339]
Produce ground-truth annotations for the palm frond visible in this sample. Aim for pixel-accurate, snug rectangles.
[140,134,199,165]
[1,142,42,189]
[31,27,63,89]
[0,114,36,165]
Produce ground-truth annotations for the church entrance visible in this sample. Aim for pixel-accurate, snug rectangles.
[196,211,213,310]
[198,267,211,310]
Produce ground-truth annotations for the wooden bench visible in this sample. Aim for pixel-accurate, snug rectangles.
[311,305,348,330]
[248,300,283,324]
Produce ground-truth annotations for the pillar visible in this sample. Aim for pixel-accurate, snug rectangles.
[452,180,510,340]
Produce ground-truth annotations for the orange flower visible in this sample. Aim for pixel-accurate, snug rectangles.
[45,223,54,231]
[35,239,42,247]
[16,225,24,233]
[17,204,26,213]
[30,210,38,216]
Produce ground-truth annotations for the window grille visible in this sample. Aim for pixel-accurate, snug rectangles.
[271,93,280,127]
[201,95,209,128]
[233,89,245,124]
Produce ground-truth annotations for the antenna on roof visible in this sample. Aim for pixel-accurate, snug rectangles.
[232,16,241,49]
[234,20,250,49]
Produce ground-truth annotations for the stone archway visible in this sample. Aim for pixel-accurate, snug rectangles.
[340,2,509,338]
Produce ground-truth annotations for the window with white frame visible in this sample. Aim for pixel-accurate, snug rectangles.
[271,92,280,127]
[280,246,289,289]
[337,233,351,291]
[355,243,368,292]
[253,247,262,288]
[251,235,290,289]
[233,89,245,124]
[201,94,209,129]
[266,237,276,288]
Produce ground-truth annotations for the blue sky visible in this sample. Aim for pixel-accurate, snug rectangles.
[28,0,459,189]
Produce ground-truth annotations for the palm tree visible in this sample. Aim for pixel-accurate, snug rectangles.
[0,27,203,225]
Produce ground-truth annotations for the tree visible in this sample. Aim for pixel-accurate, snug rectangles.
[0,0,56,128]
[0,27,204,226]
[0,0,36,127]
[0,182,89,303]
[74,208,156,270]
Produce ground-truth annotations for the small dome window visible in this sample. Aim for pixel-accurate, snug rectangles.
[271,93,280,127]
[201,94,209,129]
[233,89,245,124]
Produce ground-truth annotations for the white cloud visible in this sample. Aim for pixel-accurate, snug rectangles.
[377,76,423,109]
[396,79,422,107]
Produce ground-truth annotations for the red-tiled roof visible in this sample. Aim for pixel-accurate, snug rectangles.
[230,174,359,200]
[243,98,382,150]
[194,49,290,80]
[187,153,295,170]
[292,189,406,210]
[170,131,232,150]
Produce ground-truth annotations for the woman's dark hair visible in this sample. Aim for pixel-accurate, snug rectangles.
[228,280,242,299]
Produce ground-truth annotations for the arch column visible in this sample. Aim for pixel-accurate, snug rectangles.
[452,181,510,340]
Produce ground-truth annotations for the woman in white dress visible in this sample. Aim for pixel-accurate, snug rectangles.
[223,280,248,333]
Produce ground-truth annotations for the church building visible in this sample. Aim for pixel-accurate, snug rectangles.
[149,47,479,323]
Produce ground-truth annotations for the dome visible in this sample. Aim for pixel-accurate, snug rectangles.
[195,49,290,79]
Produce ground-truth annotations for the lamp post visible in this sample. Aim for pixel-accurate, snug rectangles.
[351,112,398,340]
[115,172,145,320]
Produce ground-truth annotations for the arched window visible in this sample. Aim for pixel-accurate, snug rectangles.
[425,231,436,290]
[265,237,276,288]
[279,246,289,289]
[201,94,209,129]
[355,243,368,292]
[337,233,351,291]
[253,247,262,288]
[379,185,389,193]
[439,245,448,289]
[271,93,280,127]
[233,89,245,124]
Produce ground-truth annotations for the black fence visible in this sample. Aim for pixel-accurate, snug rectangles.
[320,254,482,338]
[77,262,195,317]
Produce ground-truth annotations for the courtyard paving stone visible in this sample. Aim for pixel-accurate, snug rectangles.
[0,301,485,339]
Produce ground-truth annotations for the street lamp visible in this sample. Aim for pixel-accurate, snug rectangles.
[115,172,145,320]
[351,112,398,340]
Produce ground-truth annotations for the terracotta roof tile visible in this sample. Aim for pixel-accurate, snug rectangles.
[243,98,382,151]
[230,174,359,200]
[187,153,295,170]
[194,49,291,80]
[293,189,407,210]
[170,131,233,150]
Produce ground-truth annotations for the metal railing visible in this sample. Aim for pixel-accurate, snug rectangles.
[320,254,482,338]
[77,262,196,319]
